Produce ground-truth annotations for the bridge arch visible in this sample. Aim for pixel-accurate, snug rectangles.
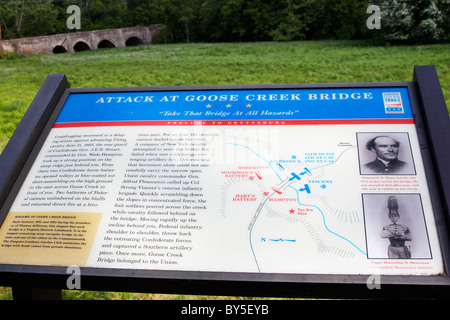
[98,39,116,49]
[125,36,144,47]
[73,41,91,52]
[53,45,67,54]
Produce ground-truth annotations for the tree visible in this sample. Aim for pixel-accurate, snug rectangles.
[436,0,450,40]
[210,0,249,41]
[375,0,447,43]
[268,0,312,41]
[0,0,58,38]
[199,0,313,42]
[85,0,132,30]
[307,0,367,40]
[0,0,27,38]
[178,0,202,42]
[133,0,184,42]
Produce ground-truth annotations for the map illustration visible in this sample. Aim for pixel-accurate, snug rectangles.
[212,127,370,274]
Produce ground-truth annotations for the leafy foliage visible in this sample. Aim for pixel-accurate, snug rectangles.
[1,0,448,43]
[373,0,449,43]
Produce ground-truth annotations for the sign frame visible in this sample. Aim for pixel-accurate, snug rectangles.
[0,66,449,299]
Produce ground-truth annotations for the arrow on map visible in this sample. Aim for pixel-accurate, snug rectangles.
[271,186,282,194]
[269,238,296,242]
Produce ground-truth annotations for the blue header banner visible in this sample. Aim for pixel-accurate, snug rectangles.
[55,87,413,124]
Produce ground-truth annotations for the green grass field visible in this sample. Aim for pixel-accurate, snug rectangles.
[1,40,449,152]
[0,40,449,299]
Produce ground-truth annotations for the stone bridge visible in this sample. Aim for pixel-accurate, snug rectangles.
[2,25,159,55]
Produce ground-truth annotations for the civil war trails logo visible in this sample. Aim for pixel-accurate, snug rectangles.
[382,92,404,114]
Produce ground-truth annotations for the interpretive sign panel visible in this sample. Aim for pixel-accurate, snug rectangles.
[0,68,449,298]
[0,86,445,275]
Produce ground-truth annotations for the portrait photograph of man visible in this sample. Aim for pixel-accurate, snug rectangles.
[362,194,432,259]
[357,132,416,175]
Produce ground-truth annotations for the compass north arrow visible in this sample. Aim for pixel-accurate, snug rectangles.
[269,238,296,242]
